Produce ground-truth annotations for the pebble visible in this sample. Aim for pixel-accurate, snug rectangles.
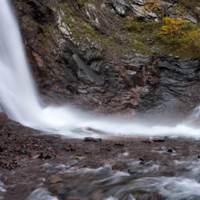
[49,175,63,184]
[139,157,144,161]
[93,138,101,142]
[110,160,128,170]
[57,188,66,195]
[52,143,63,148]
[84,137,102,142]
[45,169,57,174]
[144,160,155,166]
[167,148,173,153]
[70,145,76,151]
[128,169,143,175]
[84,137,94,141]
[161,146,167,150]
[31,154,40,159]
[114,142,124,146]
[153,138,165,142]
[20,150,26,154]
[75,156,85,160]
[142,139,153,143]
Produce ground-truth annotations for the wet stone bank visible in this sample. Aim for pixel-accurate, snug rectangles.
[0,112,200,199]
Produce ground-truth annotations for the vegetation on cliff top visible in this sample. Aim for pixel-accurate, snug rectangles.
[57,0,200,58]
[14,0,200,58]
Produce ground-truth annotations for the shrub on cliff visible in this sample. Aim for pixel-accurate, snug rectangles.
[160,17,187,44]
[139,0,161,13]
[181,30,200,57]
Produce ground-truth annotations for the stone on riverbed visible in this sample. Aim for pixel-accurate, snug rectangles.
[45,169,57,174]
[128,169,143,175]
[84,137,94,141]
[49,175,63,184]
[84,137,101,142]
[142,139,153,143]
[153,138,165,142]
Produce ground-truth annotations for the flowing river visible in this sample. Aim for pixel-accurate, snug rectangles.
[1,0,200,200]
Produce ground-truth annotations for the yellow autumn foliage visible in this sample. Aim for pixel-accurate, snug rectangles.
[139,0,161,15]
[160,17,187,42]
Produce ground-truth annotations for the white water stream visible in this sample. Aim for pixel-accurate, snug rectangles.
[0,0,200,139]
[2,1,200,200]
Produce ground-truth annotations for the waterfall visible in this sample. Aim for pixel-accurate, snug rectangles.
[0,0,83,131]
[0,0,200,139]
[0,0,42,123]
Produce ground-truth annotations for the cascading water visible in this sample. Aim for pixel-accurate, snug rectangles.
[0,0,200,139]
[2,1,200,200]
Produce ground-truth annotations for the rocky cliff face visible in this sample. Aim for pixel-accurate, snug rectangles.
[12,0,200,122]
[137,56,200,122]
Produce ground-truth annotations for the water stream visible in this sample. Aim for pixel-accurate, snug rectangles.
[0,0,200,140]
[1,1,200,199]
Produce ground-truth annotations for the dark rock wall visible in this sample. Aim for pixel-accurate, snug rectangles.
[11,0,200,122]
[137,56,200,121]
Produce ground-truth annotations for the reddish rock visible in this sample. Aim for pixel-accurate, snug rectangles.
[84,137,94,141]
[114,142,124,146]
[142,139,153,143]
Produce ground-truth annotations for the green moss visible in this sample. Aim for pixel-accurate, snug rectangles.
[117,14,200,57]
[60,3,75,15]
[58,0,200,58]
[62,17,72,25]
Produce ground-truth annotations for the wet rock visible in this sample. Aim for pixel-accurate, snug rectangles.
[84,137,94,141]
[114,142,124,146]
[57,188,66,195]
[144,160,155,166]
[75,156,85,160]
[68,160,77,168]
[106,147,112,151]
[167,148,173,153]
[20,149,26,154]
[70,145,76,151]
[153,138,165,142]
[41,153,51,159]
[73,54,104,86]
[45,169,57,174]
[84,137,101,142]
[31,154,40,159]
[164,160,173,166]
[161,146,167,150]
[49,175,63,184]
[52,143,63,148]
[110,160,128,170]
[139,157,144,162]
[128,169,143,175]
[142,139,153,143]
[90,61,102,74]
[137,55,200,121]
[93,138,102,142]
[48,183,64,193]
